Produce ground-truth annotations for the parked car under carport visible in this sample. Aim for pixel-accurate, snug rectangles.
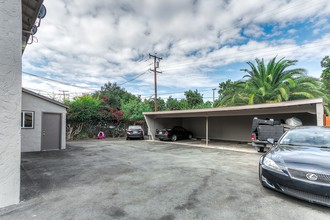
[156,126,193,141]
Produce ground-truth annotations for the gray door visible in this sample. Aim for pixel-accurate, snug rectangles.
[41,113,61,151]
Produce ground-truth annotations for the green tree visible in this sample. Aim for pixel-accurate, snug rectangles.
[96,82,137,109]
[193,101,212,109]
[146,97,166,111]
[320,56,330,115]
[121,99,152,123]
[166,96,183,110]
[66,95,101,122]
[321,56,330,92]
[184,89,204,108]
[219,57,324,106]
[65,95,101,140]
[218,80,247,106]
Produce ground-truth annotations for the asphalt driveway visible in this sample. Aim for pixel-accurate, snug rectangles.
[0,140,329,220]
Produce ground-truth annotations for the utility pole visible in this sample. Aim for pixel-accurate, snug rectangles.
[212,88,216,107]
[59,90,69,102]
[149,53,162,111]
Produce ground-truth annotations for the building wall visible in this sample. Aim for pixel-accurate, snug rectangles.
[145,116,183,139]
[21,92,67,152]
[182,113,317,142]
[0,0,21,208]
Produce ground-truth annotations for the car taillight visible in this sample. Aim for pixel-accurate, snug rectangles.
[165,131,171,135]
[138,129,143,133]
[251,133,255,141]
[127,130,132,133]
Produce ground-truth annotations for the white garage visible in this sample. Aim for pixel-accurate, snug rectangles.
[144,98,324,145]
[21,88,67,152]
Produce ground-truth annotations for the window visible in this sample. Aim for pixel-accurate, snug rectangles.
[21,111,34,128]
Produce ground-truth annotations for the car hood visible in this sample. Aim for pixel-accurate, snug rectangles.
[269,145,330,172]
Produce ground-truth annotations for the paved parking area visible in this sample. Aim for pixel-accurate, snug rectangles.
[0,140,329,220]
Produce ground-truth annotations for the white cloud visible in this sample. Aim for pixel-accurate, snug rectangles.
[22,0,330,99]
[243,24,264,38]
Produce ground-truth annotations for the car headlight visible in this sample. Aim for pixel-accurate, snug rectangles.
[263,157,283,173]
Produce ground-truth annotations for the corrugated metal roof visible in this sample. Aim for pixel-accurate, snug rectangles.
[22,0,44,53]
[144,98,323,118]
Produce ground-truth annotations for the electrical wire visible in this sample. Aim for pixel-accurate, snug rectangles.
[118,69,150,86]
[22,71,99,91]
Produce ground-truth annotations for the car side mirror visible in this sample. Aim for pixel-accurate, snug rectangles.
[267,138,275,146]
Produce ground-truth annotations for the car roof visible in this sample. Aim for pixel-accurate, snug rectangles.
[291,126,330,131]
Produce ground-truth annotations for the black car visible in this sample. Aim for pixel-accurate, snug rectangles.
[259,126,330,207]
[156,126,193,141]
[126,125,144,140]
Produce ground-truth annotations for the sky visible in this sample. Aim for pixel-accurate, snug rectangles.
[22,0,330,102]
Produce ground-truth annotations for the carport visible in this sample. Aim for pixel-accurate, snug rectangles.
[144,98,324,145]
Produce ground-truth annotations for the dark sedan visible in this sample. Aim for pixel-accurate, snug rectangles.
[156,126,193,141]
[259,126,330,207]
[126,125,144,140]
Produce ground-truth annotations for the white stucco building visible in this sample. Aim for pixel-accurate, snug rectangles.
[22,88,67,152]
[0,0,44,208]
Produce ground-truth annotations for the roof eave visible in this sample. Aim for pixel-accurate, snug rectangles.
[22,88,69,109]
[143,98,324,116]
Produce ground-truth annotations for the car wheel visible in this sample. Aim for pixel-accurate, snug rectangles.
[141,136,144,140]
[159,138,163,141]
[258,147,264,153]
[171,135,177,141]
[188,134,192,140]
[126,137,130,140]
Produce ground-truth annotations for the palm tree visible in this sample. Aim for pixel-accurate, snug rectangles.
[220,57,324,106]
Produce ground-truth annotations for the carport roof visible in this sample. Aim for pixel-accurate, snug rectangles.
[143,98,324,118]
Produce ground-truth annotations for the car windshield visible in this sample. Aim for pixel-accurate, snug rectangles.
[279,129,330,147]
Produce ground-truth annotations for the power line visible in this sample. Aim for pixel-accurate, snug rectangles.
[118,69,150,86]
[140,88,216,98]
[22,71,99,91]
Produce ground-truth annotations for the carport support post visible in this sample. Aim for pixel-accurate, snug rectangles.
[316,103,324,126]
[0,0,21,208]
[206,117,209,146]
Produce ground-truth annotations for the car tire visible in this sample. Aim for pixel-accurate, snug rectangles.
[126,137,130,140]
[141,137,144,140]
[159,138,163,141]
[188,134,192,140]
[258,147,264,153]
[171,135,177,142]
[259,163,267,188]
[258,164,262,183]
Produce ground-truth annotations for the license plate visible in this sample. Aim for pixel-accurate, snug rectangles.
[159,132,163,134]
[133,131,138,134]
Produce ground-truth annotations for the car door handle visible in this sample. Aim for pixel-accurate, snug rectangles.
[42,131,46,136]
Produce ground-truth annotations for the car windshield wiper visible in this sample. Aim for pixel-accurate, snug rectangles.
[318,146,330,148]
[281,143,298,146]
[281,143,312,147]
